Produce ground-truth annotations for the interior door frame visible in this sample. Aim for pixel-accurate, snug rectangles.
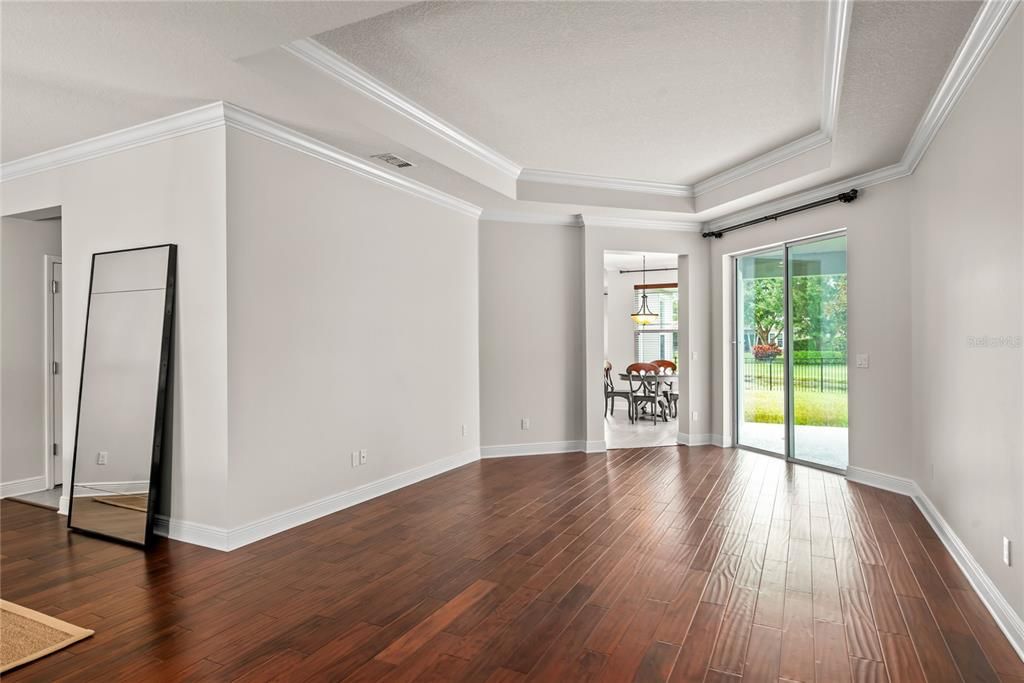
[43,254,62,490]
[732,229,848,474]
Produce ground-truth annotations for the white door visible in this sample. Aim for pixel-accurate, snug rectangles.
[50,261,62,486]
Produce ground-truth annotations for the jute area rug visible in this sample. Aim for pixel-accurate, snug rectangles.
[0,599,94,672]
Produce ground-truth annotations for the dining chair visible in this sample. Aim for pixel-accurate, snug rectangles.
[652,359,679,417]
[604,363,631,418]
[625,362,668,425]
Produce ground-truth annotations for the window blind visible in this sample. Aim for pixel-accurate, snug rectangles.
[633,286,679,365]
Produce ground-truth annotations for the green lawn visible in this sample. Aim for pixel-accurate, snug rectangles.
[743,390,848,427]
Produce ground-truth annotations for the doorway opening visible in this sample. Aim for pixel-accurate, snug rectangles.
[1,208,63,510]
[734,232,848,471]
[603,251,680,449]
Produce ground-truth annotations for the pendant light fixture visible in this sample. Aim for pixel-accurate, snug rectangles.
[630,255,659,326]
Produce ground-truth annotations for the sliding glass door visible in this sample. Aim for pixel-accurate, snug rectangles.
[735,233,848,471]
[736,247,787,456]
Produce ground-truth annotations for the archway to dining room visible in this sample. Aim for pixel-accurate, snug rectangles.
[602,250,682,449]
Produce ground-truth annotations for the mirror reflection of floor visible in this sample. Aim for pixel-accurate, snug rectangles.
[604,408,677,449]
[8,486,62,511]
[70,497,147,545]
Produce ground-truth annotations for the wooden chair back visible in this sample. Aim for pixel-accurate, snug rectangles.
[652,359,677,374]
[625,363,660,395]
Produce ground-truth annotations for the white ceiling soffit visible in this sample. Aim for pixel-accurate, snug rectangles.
[283,36,521,198]
[477,210,701,233]
[604,251,681,271]
[298,0,851,213]
[706,0,1019,233]
[0,101,482,218]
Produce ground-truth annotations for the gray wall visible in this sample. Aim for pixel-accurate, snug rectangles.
[479,220,585,448]
[0,216,61,487]
[709,178,914,475]
[224,128,481,529]
[0,127,230,527]
[909,9,1023,617]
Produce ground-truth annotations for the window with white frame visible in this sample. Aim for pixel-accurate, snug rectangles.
[634,285,679,365]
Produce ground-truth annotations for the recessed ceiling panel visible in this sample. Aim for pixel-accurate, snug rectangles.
[316,1,826,185]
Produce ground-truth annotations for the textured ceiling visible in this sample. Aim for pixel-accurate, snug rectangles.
[316,1,826,185]
[0,0,986,223]
[0,1,412,161]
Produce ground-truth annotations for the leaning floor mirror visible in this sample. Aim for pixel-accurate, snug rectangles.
[68,244,177,547]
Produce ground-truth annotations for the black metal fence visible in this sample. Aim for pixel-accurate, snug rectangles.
[743,358,848,393]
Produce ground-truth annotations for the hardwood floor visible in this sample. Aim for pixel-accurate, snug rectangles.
[1,446,1021,682]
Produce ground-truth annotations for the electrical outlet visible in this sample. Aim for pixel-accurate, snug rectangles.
[691,351,698,361]
[461,424,467,437]
[351,451,359,468]
[521,418,530,431]
[856,353,870,369]
[1004,537,1012,566]
[96,451,108,465]
[359,449,367,465]
[692,411,699,422]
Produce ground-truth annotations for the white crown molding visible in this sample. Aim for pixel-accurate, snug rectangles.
[518,168,694,198]
[0,101,482,219]
[821,0,854,137]
[847,466,1024,660]
[0,102,225,182]
[479,210,584,227]
[0,476,47,499]
[706,0,1019,233]
[902,0,1020,172]
[221,103,482,218]
[705,162,909,231]
[481,441,586,458]
[692,130,832,197]
[283,38,521,180]
[693,0,851,198]
[154,447,481,552]
[582,214,703,232]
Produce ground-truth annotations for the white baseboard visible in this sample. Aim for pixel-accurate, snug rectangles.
[585,440,607,453]
[677,432,714,446]
[847,466,1024,660]
[58,496,69,515]
[845,466,917,496]
[0,476,47,499]
[151,447,481,552]
[711,434,733,448]
[73,481,149,496]
[913,487,1024,661]
[480,441,585,458]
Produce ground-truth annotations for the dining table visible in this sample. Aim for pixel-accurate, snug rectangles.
[618,373,678,420]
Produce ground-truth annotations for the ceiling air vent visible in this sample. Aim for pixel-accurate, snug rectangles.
[371,153,414,169]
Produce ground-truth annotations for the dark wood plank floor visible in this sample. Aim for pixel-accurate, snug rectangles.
[2,446,1022,682]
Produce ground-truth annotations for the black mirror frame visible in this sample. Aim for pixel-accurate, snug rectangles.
[67,244,177,549]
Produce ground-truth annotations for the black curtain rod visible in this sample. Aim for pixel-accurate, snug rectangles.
[618,266,677,275]
[702,189,859,239]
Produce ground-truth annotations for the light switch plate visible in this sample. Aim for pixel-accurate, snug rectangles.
[1004,537,1012,566]
[856,354,869,369]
